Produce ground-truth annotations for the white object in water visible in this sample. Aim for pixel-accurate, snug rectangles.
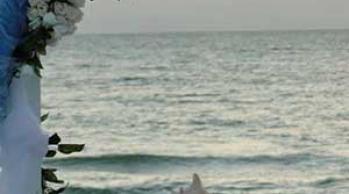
[172,174,210,194]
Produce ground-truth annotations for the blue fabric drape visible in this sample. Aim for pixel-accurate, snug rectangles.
[0,0,28,121]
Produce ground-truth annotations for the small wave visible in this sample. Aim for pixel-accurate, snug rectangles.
[170,93,221,98]
[63,180,279,194]
[65,186,171,194]
[213,182,278,192]
[46,153,328,169]
[237,48,255,53]
[112,77,148,82]
[174,100,210,104]
[311,177,349,188]
[227,99,273,105]
[111,77,154,86]
[269,46,294,52]
[189,118,245,127]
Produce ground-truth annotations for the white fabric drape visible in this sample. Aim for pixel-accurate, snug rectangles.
[0,65,48,194]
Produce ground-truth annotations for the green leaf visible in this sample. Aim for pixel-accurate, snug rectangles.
[41,113,49,122]
[42,167,57,172]
[58,144,85,154]
[55,187,67,194]
[42,168,64,184]
[44,187,67,194]
[53,187,67,194]
[46,150,57,158]
[37,45,47,56]
[34,66,42,78]
[49,133,61,145]
[33,54,44,69]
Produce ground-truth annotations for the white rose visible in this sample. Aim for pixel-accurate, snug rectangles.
[53,2,66,16]
[54,2,83,23]
[29,1,49,17]
[42,12,58,28]
[53,24,76,37]
[66,6,83,23]
[56,15,69,25]
[66,24,77,35]
[28,0,39,6]
[68,0,86,8]
[28,0,49,6]
[27,8,40,21]
[52,25,68,38]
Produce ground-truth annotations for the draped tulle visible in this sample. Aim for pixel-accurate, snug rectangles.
[0,0,28,122]
[0,0,28,55]
[1,1,49,194]
[0,65,49,194]
[0,57,16,122]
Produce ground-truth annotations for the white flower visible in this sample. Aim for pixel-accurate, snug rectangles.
[54,2,83,23]
[28,0,49,18]
[52,25,68,39]
[28,0,83,47]
[28,0,49,6]
[53,24,77,37]
[65,6,83,23]
[68,0,86,8]
[56,15,69,25]
[27,8,41,21]
[53,2,66,16]
[54,15,77,36]
[42,12,58,28]
[28,0,39,6]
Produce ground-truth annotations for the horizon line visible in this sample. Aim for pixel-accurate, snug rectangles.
[76,27,349,35]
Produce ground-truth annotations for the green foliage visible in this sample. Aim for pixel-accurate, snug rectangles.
[43,132,85,194]
[58,144,85,154]
[42,168,64,184]
[49,133,61,144]
[45,150,57,158]
[41,113,50,123]
[13,27,51,77]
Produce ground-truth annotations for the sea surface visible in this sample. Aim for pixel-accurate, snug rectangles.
[42,30,349,194]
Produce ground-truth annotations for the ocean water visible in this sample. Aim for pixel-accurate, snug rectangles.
[42,30,349,194]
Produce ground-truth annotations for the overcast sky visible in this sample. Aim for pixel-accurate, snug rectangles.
[78,0,349,33]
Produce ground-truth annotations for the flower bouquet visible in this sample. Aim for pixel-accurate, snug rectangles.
[14,0,86,77]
